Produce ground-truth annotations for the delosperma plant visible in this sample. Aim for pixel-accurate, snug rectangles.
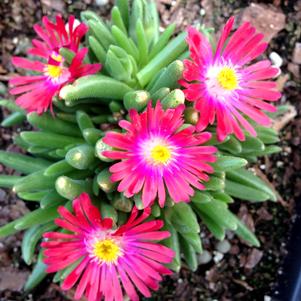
[0,1,284,300]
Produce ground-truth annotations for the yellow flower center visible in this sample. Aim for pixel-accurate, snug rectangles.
[45,53,64,79]
[46,65,63,78]
[150,145,171,165]
[51,53,63,62]
[217,67,238,90]
[93,239,121,264]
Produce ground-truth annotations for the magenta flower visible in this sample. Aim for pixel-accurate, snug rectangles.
[180,17,281,141]
[9,15,101,114]
[42,193,174,301]
[102,102,217,208]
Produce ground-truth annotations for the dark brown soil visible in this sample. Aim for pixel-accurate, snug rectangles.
[0,1,300,301]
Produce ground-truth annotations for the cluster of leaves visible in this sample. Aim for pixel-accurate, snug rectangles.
[0,0,282,292]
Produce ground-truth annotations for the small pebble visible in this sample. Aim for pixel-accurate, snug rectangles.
[159,26,165,33]
[284,146,291,153]
[200,8,206,16]
[269,52,283,68]
[213,251,224,263]
[215,240,231,254]
[0,189,6,201]
[198,250,212,264]
[264,296,272,301]
[95,0,109,5]
[14,37,31,55]
[226,230,234,239]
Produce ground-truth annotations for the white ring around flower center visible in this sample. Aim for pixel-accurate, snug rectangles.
[205,60,241,102]
[85,230,124,265]
[139,136,178,166]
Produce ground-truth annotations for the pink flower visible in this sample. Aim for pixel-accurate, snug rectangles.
[102,102,217,208]
[42,193,174,301]
[180,17,281,141]
[9,15,101,114]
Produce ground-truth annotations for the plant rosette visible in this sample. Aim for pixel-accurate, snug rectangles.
[0,1,284,301]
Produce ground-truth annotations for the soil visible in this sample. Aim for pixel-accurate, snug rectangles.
[0,1,300,301]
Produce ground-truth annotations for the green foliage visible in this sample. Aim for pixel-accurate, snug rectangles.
[0,0,283,290]
[123,90,150,111]
[22,223,57,265]
[24,252,48,292]
[0,151,51,174]
[161,89,185,109]
[1,111,26,127]
[27,112,81,137]
[59,75,133,106]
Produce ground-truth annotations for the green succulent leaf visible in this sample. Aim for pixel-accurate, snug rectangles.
[22,223,56,265]
[149,23,176,60]
[162,219,181,272]
[193,199,237,231]
[167,203,200,234]
[230,213,260,247]
[123,90,150,111]
[43,160,74,177]
[112,6,127,34]
[14,203,65,231]
[149,60,184,93]
[1,111,26,127]
[55,176,92,200]
[99,202,118,223]
[28,112,81,137]
[60,75,133,106]
[13,170,57,193]
[179,234,198,271]
[18,191,49,202]
[20,131,84,148]
[137,32,187,87]
[0,150,51,174]
[24,252,47,292]
[226,168,277,201]
[211,155,248,172]
[97,168,117,193]
[115,0,129,28]
[66,144,97,170]
[225,179,271,202]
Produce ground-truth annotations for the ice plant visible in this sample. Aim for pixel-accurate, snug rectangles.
[180,17,281,141]
[9,15,101,114]
[102,102,217,207]
[0,3,284,297]
[42,193,174,301]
